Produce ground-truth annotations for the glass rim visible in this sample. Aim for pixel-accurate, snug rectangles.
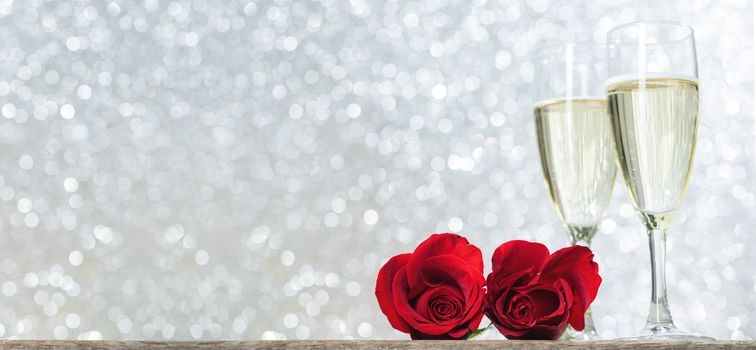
[607,19,694,41]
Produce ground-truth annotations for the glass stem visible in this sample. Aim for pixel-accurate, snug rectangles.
[573,232,596,334]
[566,226,599,339]
[571,238,591,247]
[646,227,675,327]
[582,307,598,337]
[567,224,597,247]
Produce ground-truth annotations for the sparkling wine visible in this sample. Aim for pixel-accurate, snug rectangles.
[606,74,699,229]
[534,98,616,240]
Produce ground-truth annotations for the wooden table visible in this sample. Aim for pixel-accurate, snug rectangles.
[0,341,754,349]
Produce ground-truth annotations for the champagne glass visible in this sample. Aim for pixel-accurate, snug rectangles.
[533,42,616,340]
[606,20,712,340]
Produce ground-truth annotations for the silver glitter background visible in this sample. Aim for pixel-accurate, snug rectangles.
[0,0,753,341]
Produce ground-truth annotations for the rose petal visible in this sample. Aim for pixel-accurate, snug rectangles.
[410,331,457,340]
[507,293,535,325]
[406,233,484,289]
[418,255,484,303]
[485,269,531,327]
[392,268,432,327]
[491,293,533,338]
[498,286,570,340]
[458,285,485,335]
[486,241,587,340]
[508,321,570,340]
[409,256,486,336]
[429,298,461,321]
[491,240,550,281]
[529,288,560,319]
[413,285,464,324]
[540,245,601,330]
[528,279,571,326]
[375,253,413,333]
[394,270,467,337]
[447,323,473,338]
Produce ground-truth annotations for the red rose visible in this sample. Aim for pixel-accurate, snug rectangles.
[485,240,601,340]
[375,233,486,339]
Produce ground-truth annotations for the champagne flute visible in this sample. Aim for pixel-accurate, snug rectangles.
[533,42,616,340]
[606,20,712,340]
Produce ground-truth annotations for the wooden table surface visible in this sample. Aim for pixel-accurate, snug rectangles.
[0,341,754,349]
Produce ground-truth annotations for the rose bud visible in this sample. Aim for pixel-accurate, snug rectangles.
[485,240,601,340]
[375,233,486,339]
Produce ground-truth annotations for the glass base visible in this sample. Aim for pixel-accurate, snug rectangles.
[620,324,715,341]
[564,326,599,340]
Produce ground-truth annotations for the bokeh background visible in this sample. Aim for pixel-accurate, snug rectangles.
[0,0,753,341]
